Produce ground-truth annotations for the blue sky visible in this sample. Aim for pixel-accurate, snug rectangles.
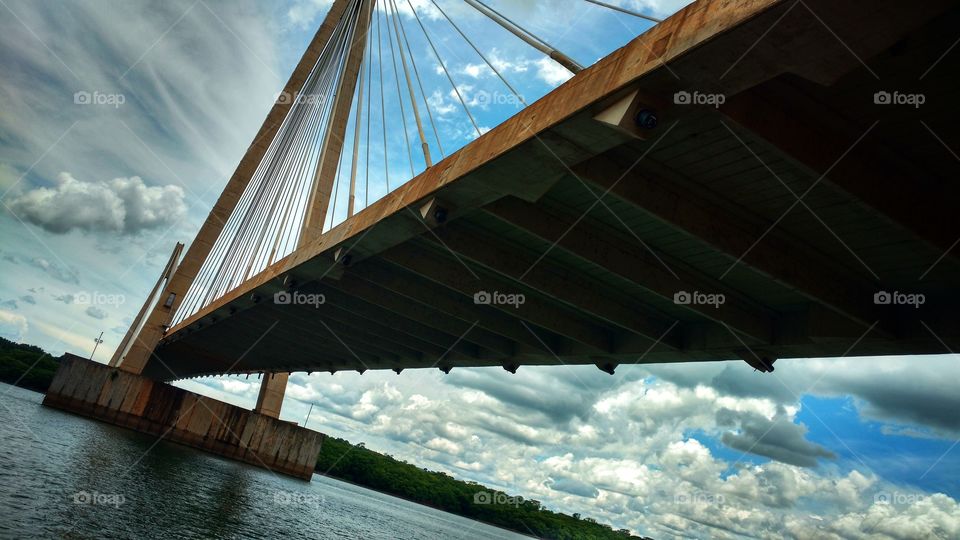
[2,1,959,538]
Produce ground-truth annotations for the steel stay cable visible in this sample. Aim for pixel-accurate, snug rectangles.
[208,4,355,299]
[408,0,480,136]
[430,0,526,107]
[376,7,390,192]
[393,0,444,158]
[388,0,431,168]
[182,2,356,314]
[384,1,415,178]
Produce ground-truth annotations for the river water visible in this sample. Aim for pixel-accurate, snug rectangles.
[0,383,529,539]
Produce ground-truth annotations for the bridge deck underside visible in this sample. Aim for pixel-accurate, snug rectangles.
[147,0,960,381]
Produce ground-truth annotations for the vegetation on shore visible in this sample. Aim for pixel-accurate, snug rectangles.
[0,337,60,392]
[0,339,646,539]
[317,436,649,540]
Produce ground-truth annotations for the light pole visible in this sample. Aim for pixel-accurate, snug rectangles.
[304,402,314,427]
[90,331,104,360]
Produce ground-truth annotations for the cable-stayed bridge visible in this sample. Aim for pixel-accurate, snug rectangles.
[103,0,960,420]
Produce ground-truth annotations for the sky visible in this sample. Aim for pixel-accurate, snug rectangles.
[1,1,959,538]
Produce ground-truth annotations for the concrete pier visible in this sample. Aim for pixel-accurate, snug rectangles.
[43,355,323,480]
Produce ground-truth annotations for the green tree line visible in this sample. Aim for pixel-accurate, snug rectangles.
[316,436,650,540]
[0,337,61,392]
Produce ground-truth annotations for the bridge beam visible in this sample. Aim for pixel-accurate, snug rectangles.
[424,220,684,349]
[718,80,960,265]
[482,197,774,343]
[323,273,515,356]
[170,314,386,375]
[269,295,469,362]
[259,304,414,362]
[303,282,482,360]
[573,148,884,332]
[349,260,552,352]
[381,241,613,353]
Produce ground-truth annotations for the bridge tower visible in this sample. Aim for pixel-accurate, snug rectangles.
[110,0,374,419]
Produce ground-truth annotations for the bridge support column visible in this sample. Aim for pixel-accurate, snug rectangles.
[254,372,288,418]
[43,356,322,480]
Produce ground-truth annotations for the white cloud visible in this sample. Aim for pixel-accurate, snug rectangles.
[7,172,186,235]
[0,310,28,341]
[489,49,530,74]
[817,494,960,539]
[256,360,960,538]
[461,62,490,79]
[285,0,334,29]
[534,57,574,86]
[426,90,456,116]
[718,408,836,468]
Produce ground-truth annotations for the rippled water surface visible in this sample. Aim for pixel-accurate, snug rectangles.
[0,383,527,539]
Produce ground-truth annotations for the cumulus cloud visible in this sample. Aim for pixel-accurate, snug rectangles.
[351,383,404,422]
[645,356,960,440]
[174,355,960,539]
[445,368,598,424]
[455,49,533,80]
[831,494,960,539]
[813,362,960,437]
[19,295,36,305]
[718,408,836,468]
[6,172,186,235]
